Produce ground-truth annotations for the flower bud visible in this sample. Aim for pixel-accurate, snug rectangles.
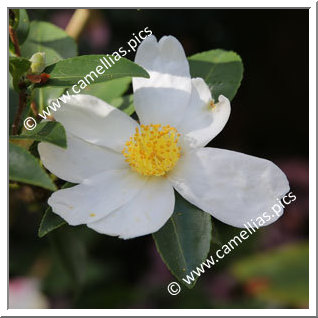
[29,52,46,74]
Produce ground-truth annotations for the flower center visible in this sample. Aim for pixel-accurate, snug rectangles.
[122,124,181,176]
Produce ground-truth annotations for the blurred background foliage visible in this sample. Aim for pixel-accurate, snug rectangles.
[9,9,309,309]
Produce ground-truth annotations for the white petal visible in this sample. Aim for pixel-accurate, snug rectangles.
[48,169,147,226]
[178,78,231,149]
[53,94,138,152]
[133,35,192,127]
[88,177,175,239]
[169,148,290,228]
[38,133,126,183]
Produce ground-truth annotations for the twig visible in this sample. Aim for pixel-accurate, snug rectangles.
[9,12,26,135]
[65,9,91,41]
[9,25,21,56]
[12,83,27,135]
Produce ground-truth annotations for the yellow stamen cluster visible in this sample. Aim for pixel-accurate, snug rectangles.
[210,100,216,109]
[122,124,181,176]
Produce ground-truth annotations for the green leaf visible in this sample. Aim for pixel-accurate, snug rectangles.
[34,86,65,114]
[9,40,15,56]
[39,207,66,238]
[153,193,212,288]
[188,49,243,102]
[79,77,131,102]
[230,242,309,307]
[9,142,56,191]
[42,55,149,87]
[16,9,30,44]
[210,217,243,247]
[38,182,75,238]
[10,121,67,148]
[21,21,77,66]
[9,56,31,91]
[110,94,135,115]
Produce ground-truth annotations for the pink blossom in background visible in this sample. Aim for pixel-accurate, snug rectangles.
[50,10,73,29]
[9,277,49,309]
[84,18,110,51]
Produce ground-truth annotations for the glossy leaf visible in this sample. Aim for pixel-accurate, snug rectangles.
[110,94,134,115]
[188,49,243,102]
[153,192,212,288]
[79,77,131,102]
[9,56,31,91]
[16,9,30,44]
[42,55,149,87]
[10,121,67,148]
[21,21,77,66]
[210,217,244,247]
[38,182,75,238]
[34,86,65,114]
[9,142,56,191]
[230,242,309,307]
[39,208,66,239]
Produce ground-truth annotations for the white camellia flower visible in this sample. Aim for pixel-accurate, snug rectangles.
[38,35,289,239]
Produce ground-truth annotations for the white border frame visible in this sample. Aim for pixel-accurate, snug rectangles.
[3,1,316,316]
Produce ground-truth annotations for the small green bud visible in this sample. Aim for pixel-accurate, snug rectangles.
[29,52,46,74]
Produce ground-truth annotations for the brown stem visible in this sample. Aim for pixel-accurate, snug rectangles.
[11,83,27,135]
[9,25,21,56]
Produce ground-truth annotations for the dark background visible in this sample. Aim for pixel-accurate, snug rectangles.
[10,9,309,309]
[28,9,309,158]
